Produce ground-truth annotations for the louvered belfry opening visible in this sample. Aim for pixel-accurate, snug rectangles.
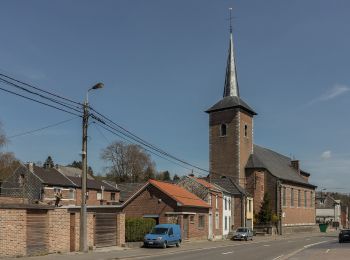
[26,210,48,256]
[94,213,117,247]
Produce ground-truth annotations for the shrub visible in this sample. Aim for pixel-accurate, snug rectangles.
[125,217,156,242]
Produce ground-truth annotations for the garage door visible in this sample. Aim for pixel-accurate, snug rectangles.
[95,213,117,247]
[26,210,48,256]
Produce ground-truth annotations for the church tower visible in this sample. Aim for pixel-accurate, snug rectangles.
[206,17,256,188]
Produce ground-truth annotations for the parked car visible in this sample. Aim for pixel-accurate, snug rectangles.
[144,224,181,248]
[339,229,350,243]
[232,227,253,241]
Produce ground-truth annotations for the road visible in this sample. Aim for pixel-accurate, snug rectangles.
[14,232,347,260]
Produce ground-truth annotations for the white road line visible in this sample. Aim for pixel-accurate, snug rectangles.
[222,251,233,255]
[306,238,310,241]
[272,255,284,260]
[326,249,330,253]
[264,244,271,247]
[304,241,328,248]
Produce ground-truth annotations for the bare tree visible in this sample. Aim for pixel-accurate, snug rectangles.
[101,141,156,183]
[0,122,18,180]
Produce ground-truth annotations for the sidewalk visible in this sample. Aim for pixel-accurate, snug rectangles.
[4,231,337,260]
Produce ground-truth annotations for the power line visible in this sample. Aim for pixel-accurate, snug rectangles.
[0,86,82,117]
[8,117,79,139]
[0,77,82,114]
[0,72,82,106]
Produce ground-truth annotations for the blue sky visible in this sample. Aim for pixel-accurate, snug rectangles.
[0,0,349,191]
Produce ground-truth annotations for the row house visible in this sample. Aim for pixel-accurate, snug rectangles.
[316,193,342,228]
[1,163,119,206]
[122,179,210,240]
[177,175,225,240]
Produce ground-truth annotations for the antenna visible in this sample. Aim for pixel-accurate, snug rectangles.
[229,7,233,33]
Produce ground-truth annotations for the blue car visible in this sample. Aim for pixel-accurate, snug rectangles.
[144,224,182,248]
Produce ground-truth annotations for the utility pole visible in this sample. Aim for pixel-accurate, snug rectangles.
[79,83,104,252]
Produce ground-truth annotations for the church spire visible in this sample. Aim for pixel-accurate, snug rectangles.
[223,7,239,97]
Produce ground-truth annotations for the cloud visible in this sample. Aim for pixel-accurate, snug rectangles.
[308,84,350,105]
[321,150,331,160]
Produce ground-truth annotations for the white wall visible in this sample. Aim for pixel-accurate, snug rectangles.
[222,194,232,236]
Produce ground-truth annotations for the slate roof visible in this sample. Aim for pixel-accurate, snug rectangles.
[117,183,146,202]
[149,179,209,208]
[56,165,94,180]
[206,96,257,115]
[246,145,316,187]
[210,176,247,196]
[315,194,340,209]
[32,165,76,187]
[67,176,118,192]
[195,177,222,192]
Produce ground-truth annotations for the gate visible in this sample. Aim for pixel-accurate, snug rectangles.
[26,210,48,256]
[94,213,117,247]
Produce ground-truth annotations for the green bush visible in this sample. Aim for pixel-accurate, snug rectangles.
[125,217,156,242]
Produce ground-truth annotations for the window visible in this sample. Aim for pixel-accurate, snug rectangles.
[215,213,219,229]
[198,215,205,228]
[97,192,102,200]
[228,198,231,210]
[111,193,116,201]
[282,187,286,206]
[215,195,218,209]
[190,215,195,223]
[244,124,248,137]
[208,195,212,206]
[225,216,228,230]
[304,191,307,208]
[291,188,294,207]
[220,124,227,136]
[225,198,227,210]
[248,199,252,212]
[168,228,173,235]
[311,192,314,207]
[68,189,75,200]
[298,190,301,207]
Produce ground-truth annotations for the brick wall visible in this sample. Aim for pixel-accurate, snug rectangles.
[233,197,242,228]
[48,208,70,253]
[116,213,125,246]
[239,111,253,188]
[0,209,26,257]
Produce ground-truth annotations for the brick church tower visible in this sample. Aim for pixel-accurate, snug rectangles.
[206,25,256,188]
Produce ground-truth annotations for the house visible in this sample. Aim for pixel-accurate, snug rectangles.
[122,179,210,240]
[1,162,119,206]
[316,193,341,228]
[341,205,349,229]
[210,176,253,230]
[205,24,317,234]
[177,175,224,240]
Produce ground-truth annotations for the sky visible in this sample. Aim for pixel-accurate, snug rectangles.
[0,0,350,192]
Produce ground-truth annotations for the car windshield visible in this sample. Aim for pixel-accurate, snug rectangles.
[237,228,248,232]
[341,230,350,234]
[150,227,168,235]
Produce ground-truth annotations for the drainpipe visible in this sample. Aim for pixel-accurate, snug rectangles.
[276,180,282,235]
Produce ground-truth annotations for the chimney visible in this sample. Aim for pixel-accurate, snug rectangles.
[291,160,300,173]
[28,162,34,172]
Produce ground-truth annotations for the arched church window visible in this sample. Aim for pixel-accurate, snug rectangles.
[220,124,227,136]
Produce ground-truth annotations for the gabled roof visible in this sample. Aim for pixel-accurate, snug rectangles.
[149,179,209,208]
[117,182,146,202]
[67,176,118,192]
[206,96,257,115]
[32,165,76,187]
[246,145,316,188]
[210,176,247,196]
[194,177,222,192]
[56,165,94,180]
[316,194,340,209]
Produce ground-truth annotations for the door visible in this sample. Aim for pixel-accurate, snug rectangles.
[94,213,117,247]
[26,210,48,256]
[208,212,213,239]
[183,215,189,240]
[70,213,75,252]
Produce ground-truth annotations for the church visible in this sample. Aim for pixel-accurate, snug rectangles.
[206,22,317,234]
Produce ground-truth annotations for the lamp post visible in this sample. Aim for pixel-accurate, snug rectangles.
[80,82,104,252]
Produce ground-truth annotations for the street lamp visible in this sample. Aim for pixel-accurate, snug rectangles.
[80,82,104,252]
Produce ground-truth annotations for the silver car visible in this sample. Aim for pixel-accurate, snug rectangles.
[233,227,253,241]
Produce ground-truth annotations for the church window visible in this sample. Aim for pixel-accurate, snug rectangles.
[220,124,227,136]
[244,124,248,137]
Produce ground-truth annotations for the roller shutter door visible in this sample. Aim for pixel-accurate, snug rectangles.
[95,213,117,247]
[26,210,48,256]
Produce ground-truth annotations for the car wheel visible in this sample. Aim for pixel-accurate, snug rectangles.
[176,241,181,247]
[339,240,342,243]
[162,241,167,249]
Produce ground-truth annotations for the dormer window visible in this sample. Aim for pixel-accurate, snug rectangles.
[220,124,227,136]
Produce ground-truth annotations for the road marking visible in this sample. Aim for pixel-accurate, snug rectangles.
[272,255,284,260]
[306,238,310,241]
[326,249,330,253]
[222,251,233,255]
[264,244,271,247]
[304,241,328,248]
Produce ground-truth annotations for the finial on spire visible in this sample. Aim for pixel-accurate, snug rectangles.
[223,7,239,98]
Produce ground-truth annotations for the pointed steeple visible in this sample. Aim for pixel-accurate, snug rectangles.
[223,8,239,97]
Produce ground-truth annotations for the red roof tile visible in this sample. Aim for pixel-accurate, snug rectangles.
[149,179,209,208]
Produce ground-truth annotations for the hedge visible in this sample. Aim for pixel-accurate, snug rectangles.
[125,217,156,242]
